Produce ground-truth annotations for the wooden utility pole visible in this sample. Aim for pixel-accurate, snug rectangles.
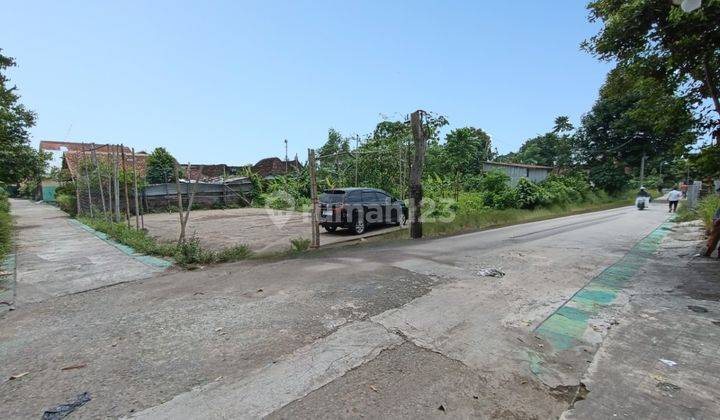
[132,148,140,230]
[409,110,428,239]
[308,148,320,248]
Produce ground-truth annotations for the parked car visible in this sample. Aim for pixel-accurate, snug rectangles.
[319,188,408,234]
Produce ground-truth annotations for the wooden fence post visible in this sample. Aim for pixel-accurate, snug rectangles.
[409,110,427,239]
[174,164,185,243]
[132,148,140,230]
[308,148,320,248]
[81,143,94,217]
[121,145,131,227]
[113,145,121,222]
[106,144,113,220]
[91,146,107,216]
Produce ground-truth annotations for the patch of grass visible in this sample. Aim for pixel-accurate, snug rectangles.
[698,195,720,232]
[79,217,252,267]
[215,244,253,262]
[674,202,698,223]
[0,188,11,262]
[674,196,720,231]
[79,216,176,257]
[290,237,311,252]
[390,197,633,239]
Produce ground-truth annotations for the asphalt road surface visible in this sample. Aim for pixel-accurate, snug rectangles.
[4,203,711,419]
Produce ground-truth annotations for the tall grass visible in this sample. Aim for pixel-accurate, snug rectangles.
[403,197,633,239]
[674,195,720,232]
[698,195,720,232]
[0,188,11,262]
[78,217,252,267]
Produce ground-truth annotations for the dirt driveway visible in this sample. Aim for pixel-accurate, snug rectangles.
[142,207,404,253]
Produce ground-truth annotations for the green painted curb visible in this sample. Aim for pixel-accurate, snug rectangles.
[534,220,673,353]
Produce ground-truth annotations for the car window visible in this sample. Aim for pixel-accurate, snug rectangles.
[361,191,377,203]
[320,190,345,203]
[376,192,391,204]
[346,191,362,203]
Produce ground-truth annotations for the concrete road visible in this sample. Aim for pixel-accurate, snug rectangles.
[6,199,169,305]
[2,203,716,418]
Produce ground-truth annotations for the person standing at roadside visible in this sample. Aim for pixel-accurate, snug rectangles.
[705,187,720,258]
[667,187,682,213]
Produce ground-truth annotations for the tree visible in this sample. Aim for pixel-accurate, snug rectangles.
[576,62,697,172]
[553,116,574,133]
[0,50,47,186]
[317,128,352,185]
[444,127,493,176]
[497,116,575,168]
[145,147,179,184]
[584,0,720,144]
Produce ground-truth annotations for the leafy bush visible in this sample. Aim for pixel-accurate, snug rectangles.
[18,180,38,199]
[174,235,216,266]
[456,193,486,215]
[516,178,546,209]
[491,188,518,210]
[56,193,76,215]
[215,244,252,262]
[698,195,720,233]
[0,187,10,261]
[290,237,310,252]
[478,170,511,196]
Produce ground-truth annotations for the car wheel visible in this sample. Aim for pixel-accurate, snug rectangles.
[351,216,366,235]
[324,225,337,233]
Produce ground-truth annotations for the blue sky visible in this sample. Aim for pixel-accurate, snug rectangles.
[3,0,611,165]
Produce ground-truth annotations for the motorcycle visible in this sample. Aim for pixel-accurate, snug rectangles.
[635,196,650,210]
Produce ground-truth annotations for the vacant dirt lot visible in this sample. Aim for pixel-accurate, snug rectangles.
[142,207,403,253]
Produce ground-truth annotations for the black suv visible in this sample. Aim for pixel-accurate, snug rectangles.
[319,188,408,234]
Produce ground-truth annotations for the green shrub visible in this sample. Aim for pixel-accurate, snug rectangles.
[0,187,10,261]
[479,170,511,196]
[174,235,215,266]
[698,195,720,232]
[456,193,487,215]
[492,188,518,209]
[516,178,546,209]
[290,237,310,252]
[674,202,698,223]
[56,193,76,215]
[215,244,252,262]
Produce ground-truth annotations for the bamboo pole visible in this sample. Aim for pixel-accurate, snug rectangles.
[114,145,121,222]
[81,144,94,217]
[174,164,185,243]
[132,148,140,230]
[106,144,113,220]
[91,147,107,216]
[121,145,131,227]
